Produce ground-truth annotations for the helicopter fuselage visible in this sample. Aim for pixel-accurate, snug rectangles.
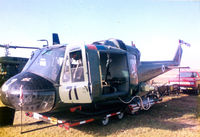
[0,39,183,113]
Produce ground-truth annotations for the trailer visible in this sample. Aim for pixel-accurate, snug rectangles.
[23,94,161,131]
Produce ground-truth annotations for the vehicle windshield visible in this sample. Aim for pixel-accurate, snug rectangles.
[26,46,66,82]
[180,72,197,78]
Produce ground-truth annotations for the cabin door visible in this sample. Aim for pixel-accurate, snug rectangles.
[99,52,130,95]
[59,47,92,103]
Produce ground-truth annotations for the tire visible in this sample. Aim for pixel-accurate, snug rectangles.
[101,117,109,126]
[117,112,124,120]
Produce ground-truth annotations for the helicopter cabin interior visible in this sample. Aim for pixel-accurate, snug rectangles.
[99,51,129,95]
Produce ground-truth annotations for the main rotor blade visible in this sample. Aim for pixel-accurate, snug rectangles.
[0,44,40,49]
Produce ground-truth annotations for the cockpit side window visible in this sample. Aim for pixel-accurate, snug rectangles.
[69,50,84,82]
[62,56,70,82]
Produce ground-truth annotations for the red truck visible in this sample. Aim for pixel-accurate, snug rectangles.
[169,70,200,95]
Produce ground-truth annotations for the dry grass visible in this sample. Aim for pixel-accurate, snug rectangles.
[0,94,199,137]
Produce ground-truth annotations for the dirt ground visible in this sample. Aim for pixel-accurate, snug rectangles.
[0,94,199,137]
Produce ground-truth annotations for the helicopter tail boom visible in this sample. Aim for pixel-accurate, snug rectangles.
[138,41,189,82]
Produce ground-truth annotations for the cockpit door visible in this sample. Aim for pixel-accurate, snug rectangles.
[59,45,92,103]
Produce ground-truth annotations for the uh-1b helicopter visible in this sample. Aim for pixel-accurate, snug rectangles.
[0,33,60,87]
[0,37,188,119]
[0,45,39,87]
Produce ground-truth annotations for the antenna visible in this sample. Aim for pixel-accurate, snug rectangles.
[37,39,49,47]
[131,41,135,47]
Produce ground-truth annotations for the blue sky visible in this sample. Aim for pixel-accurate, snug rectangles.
[0,0,200,68]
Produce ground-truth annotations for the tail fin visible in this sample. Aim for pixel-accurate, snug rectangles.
[173,45,183,66]
[173,39,190,66]
[52,33,60,45]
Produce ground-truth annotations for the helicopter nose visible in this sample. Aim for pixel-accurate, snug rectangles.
[0,72,56,113]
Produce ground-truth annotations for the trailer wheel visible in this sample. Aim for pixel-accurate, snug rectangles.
[101,117,109,126]
[117,112,124,120]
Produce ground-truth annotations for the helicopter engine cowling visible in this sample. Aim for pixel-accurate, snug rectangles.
[0,72,56,113]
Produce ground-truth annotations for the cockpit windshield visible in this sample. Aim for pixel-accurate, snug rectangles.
[26,46,66,82]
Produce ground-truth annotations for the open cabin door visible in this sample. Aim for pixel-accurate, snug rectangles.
[59,46,92,103]
[99,51,130,96]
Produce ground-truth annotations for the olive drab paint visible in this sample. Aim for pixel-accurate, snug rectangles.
[0,38,186,113]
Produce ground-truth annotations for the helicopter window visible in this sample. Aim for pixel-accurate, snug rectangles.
[22,49,42,72]
[69,50,84,82]
[62,56,70,82]
[27,47,65,82]
[129,55,137,76]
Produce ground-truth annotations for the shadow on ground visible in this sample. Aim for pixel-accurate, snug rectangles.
[1,94,199,136]
[72,94,199,136]
[0,107,15,126]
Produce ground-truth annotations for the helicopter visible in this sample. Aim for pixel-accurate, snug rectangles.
[0,56,28,87]
[0,37,189,116]
[0,44,40,87]
[0,33,61,87]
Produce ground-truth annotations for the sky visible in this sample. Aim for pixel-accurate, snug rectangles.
[0,0,200,69]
